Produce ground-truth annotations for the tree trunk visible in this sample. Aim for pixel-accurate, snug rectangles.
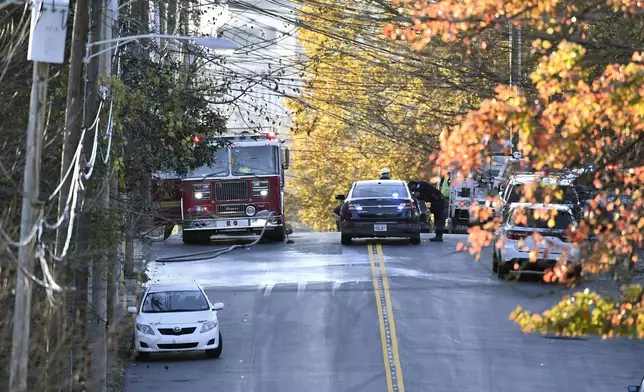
[75,0,103,387]
[52,0,90,389]
[86,0,113,389]
[131,0,153,234]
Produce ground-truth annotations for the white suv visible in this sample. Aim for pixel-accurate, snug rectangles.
[492,203,581,279]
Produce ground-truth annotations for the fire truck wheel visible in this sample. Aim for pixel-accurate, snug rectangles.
[270,227,286,242]
[182,231,201,245]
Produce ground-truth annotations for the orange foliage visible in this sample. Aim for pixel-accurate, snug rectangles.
[386,0,644,336]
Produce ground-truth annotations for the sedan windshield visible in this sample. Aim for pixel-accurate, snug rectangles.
[141,290,210,313]
[352,183,408,198]
[185,148,230,178]
[510,209,574,230]
[231,146,278,176]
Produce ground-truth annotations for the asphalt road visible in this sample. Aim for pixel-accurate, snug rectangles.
[124,232,644,392]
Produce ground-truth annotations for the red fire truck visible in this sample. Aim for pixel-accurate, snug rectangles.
[151,129,290,244]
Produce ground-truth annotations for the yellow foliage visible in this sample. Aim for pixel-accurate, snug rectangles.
[285,0,470,230]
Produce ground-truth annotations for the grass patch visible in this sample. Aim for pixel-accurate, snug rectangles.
[107,317,136,392]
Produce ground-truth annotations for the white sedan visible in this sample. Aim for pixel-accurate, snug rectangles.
[492,203,581,279]
[128,283,224,359]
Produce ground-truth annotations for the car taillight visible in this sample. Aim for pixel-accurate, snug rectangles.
[193,183,211,200]
[397,202,415,210]
[506,231,528,240]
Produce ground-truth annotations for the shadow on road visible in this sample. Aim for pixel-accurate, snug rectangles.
[136,352,219,363]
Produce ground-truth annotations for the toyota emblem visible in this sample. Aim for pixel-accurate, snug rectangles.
[173,326,181,332]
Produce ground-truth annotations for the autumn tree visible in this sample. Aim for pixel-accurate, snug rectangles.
[286,0,510,230]
[386,0,644,337]
[0,1,231,388]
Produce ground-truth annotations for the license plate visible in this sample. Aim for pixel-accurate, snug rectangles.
[216,219,249,228]
[374,224,387,232]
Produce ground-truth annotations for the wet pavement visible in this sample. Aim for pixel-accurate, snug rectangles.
[124,232,644,392]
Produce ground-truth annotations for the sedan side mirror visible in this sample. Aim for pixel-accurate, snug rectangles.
[628,386,640,392]
[127,306,138,314]
[212,302,224,311]
[335,194,346,201]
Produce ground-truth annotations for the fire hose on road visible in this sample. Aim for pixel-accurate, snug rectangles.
[154,211,278,263]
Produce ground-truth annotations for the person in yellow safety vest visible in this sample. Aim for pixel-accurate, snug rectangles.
[440,173,450,198]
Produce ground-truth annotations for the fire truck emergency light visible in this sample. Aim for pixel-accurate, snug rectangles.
[266,131,277,140]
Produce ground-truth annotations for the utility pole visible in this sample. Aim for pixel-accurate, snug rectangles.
[105,0,121,367]
[51,0,90,388]
[509,23,522,152]
[12,1,68,391]
[509,24,522,89]
[9,60,49,392]
[86,0,111,389]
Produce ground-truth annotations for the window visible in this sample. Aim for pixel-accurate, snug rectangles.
[508,161,534,176]
[510,209,574,230]
[507,183,578,204]
[185,148,230,177]
[352,183,409,198]
[231,146,278,176]
[141,290,210,313]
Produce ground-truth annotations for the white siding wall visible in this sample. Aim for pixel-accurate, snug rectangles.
[147,0,302,142]
[200,0,302,139]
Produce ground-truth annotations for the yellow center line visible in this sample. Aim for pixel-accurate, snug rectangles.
[368,243,405,392]
[377,243,405,392]
[368,243,394,391]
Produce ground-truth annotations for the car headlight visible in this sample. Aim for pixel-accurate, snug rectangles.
[193,184,211,199]
[200,321,218,333]
[136,323,155,335]
[252,180,269,197]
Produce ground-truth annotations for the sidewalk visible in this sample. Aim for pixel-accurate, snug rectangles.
[120,238,150,319]
[107,238,151,392]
